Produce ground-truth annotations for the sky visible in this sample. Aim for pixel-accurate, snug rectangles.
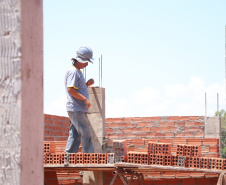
[44,0,226,118]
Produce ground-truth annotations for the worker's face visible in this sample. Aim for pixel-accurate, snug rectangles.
[77,62,88,69]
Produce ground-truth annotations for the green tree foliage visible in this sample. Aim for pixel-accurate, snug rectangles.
[216,109,226,158]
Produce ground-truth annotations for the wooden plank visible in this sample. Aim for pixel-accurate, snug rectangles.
[44,164,115,172]
[115,163,225,174]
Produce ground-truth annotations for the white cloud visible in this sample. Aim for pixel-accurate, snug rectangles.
[106,77,225,118]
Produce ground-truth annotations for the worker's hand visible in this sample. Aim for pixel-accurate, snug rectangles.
[86,78,94,87]
[84,99,91,109]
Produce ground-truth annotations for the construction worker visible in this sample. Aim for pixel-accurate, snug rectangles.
[64,46,94,165]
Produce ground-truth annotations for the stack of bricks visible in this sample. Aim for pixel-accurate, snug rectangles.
[44,141,107,165]
[128,152,149,164]
[113,140,127,163]
[148,142,172,166]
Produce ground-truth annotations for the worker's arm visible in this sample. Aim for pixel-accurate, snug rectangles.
[67,87,91,109]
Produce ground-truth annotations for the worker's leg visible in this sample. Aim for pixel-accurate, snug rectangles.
[76,111,94,153]
[65,121,81,153]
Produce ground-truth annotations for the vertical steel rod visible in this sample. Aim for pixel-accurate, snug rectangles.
[99,58,100,87]
[225,26,226,109]
[217,93,219,116]
[205,92,207,117]
[101,55,103,88]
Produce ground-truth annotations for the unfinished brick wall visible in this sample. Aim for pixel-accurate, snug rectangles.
[44,115,206,141]
[105,116,205,139]
[44,114,70,141]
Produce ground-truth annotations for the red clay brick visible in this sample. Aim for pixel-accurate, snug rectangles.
[175,133,185,137]
[189,116,202,120]
[137,122,146,127]
[155,132,165,137]
[119,122,127,127]
[127,133,137,137]
[158,122,165,127]
[173,138,187,145]
[165,132,175,137]
[132,127,141,132]
[161,172,175,178]
[195,122,205,126]
[209,146,219,153]
[169,127,177,131]
[165,121,175,126]
[123,128,133,133]
[105,128,113,133]
[136,133,146,137]
[132,117,142,121]
[160,127,169,131]
[177,121,185,126]
[141,127,151,132]
[187,139,202,146]
[167,116,180,121]
[123,117,132,122]
[196,178,211,185]
[112,118,123,122]
[153,179,167,185]
[210,177,219,185]
[150,117,161,121]
[182,178,196,185]
[190,172,204,178]
[145,122,155,127]
[151,127,160,131]
[158,138,173,144]
[108,133,118,139]
[142,117,152,121]
[117,133,127,138]
[143,178,153,184]
[184,121,196,126]
[202,154,219,158]
[127,122,136,127]
[203,138,219,145]
[205,173,219,178]
[144,139,159,145]
[184,132,194,137]
[179,116,190,121]
[108,122,118,127]
[167,179,181,185]
[146,132,156,137]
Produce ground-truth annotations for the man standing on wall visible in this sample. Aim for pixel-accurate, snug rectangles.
[64,46,95,165]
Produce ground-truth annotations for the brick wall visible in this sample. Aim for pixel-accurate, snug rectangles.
[105,116,205,139]
[44,114,70,141]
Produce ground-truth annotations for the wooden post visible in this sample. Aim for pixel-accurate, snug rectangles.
[0,0,44,184]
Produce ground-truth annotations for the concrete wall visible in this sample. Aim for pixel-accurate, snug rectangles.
[0,0,43,184]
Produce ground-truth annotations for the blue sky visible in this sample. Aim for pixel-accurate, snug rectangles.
[44,0,226,118]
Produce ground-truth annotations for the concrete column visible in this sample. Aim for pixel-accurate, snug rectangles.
[83,87,105,185]
[204,116,222,157]
[205,116,221,138]
[0,0,43,184]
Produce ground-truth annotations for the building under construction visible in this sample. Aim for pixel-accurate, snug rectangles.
[43,87,223,185]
